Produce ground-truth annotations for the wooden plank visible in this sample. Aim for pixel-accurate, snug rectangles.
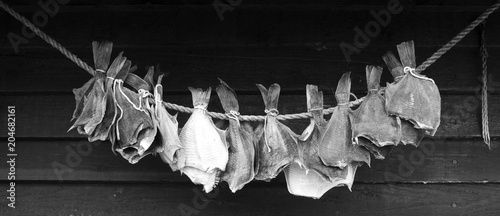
[0,139,498,182]
[6,0,499,7]
[0,183,499,216]
[1,46,498,93]
[0,94,498,138]
[1,3,499,50]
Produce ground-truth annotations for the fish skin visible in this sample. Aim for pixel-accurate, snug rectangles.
[89,54,128,142]
[383,51,427,147]
[216,80,256,193]
[153,75,182,171]
[295,84,345,181]
[70,42,114,136]
[400,119,425,146]
[254,84,299,181]
[351,65,401,151]
[319,72,371,169]
[285,162,354,199]
[385,41,441,136]
[355,137,393,160]
[177,87,228,192]
[287,83,364,200]
[113,80,156,164]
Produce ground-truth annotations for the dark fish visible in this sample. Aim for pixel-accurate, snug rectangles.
[254,84,299,181]
[319,72,371,169]
[216,79,256,193]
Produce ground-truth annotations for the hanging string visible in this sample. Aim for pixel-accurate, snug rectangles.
[0,0,499,123]
[416,0,500,73]
[480,22,491,148]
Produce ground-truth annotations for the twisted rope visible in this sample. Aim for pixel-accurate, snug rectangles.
[0,0,498,124]
[416,0,500,73]
[0,0,95,76]
[480,22,491,148]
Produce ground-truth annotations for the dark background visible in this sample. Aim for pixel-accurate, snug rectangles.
[0,0,499,215]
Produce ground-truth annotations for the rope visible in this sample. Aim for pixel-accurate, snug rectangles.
[1,0,498,123]
[0,0,95,76]
[416,0,500,73]
[480,22,491,148]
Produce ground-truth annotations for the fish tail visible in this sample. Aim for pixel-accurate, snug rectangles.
[306,84,323,111]
[216,79,240,113]
[92,41,113,71]
[397,40,416,69]
[382,51,404,79]
[188,87,211,108]
[366,65,383,90]
[335,72,351,104]
[256,84,281,110]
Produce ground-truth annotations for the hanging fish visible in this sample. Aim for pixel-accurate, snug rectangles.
[177,87,228,193]
[152,74,182,171]
[350,65,400,159]
[70,41,113,136]
[254,84,299,181]
[319,72,371,169]
[216,79,257,193]
[384,41,441,136]
[112,64,157,164]
[284,85,357,199]
[383,51,426,146]
[89,52,127,142]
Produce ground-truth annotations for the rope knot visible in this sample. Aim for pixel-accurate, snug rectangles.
[264,108,279,116]
[194,105,207,113]
[403,66,416,74]
[225,110,240,121]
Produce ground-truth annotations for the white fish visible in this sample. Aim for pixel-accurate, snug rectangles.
[177,87,228,192]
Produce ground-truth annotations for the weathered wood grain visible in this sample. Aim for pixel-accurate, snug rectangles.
[0,139,497,182]
[1,46,498,93]
[0,183,499,216]
[0,94,498,138]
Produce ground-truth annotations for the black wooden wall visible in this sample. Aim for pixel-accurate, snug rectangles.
[0,0,499,215]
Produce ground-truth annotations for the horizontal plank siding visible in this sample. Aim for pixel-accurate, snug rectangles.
[0,183,499,216]
[0,139,497,182]
[0,46,498,93]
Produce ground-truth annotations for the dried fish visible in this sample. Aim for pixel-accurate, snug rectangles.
[153,74,182,171]
[254,84,299,181]
[350,66,400,159]
[177,87,228,192]
[216,79,256,193]
[284,85,357,199]
[384,41,441,136]
[89,52,127,142]
[112,66,157,164]
[319,72,371,168]
[70,41,113,136]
